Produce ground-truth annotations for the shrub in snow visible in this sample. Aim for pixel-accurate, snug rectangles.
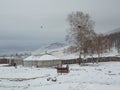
[46,77,57,82]
[47,77,51,81]
[51,77,57,82]
[28,84,30,86]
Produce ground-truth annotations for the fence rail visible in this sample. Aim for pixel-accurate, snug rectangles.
[61,56,120,64]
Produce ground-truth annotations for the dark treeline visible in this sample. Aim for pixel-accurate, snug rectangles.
[109,32,120,53]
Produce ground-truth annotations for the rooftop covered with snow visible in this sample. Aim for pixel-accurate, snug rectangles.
[24,54,59,61]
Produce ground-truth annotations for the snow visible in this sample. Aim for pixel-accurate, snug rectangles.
[24,55,59,61]
[0,62,120,90]
[32,45,120,60]
[39,55,59,60]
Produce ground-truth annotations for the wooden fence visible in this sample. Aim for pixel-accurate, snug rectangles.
[0,58,9,64]
[61,56,120,65]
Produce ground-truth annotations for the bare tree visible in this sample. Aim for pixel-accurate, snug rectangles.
[116,40,120,54]
[66,11,96,61]
[93,34,110,63]
[65,45,77,54]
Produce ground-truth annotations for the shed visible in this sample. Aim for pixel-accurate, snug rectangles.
[0,57,9,64]
[23,54,61,67]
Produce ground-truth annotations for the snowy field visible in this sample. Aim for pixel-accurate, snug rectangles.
[0,62,120,90]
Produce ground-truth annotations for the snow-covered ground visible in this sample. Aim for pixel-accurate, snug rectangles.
[0,62,120,90]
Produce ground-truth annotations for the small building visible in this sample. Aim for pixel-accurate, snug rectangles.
[0,57,9,64]
[9,56,24,66]
[23,54,61,67]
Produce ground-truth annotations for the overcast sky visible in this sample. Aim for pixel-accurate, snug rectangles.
[0,0,120,46]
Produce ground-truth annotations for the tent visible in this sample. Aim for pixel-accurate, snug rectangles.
[23,54,61,67]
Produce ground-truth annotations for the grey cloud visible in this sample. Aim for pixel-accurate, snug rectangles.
[0,0,120,43]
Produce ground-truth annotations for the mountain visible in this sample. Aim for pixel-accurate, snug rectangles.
[106,27,120,35]
[32,42,67,55]
[33,44,79,59]
[32,42,79,59]
[0,44,40,56]
[45,42,66,50]
[104,27,120,48]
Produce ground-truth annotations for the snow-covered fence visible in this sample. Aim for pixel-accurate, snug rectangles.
[61,59,79,64]
[61,56,120,64]
[86,56,120,62]
[0,58,9,64]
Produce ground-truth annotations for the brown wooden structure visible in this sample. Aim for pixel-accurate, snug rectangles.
[56,65,69,74]
[0,58,9,64]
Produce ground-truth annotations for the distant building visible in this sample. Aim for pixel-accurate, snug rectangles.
[0,57,9,64]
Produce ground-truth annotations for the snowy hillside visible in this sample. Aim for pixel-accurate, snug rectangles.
[45,42,66,50]
[32,44,80,60]
[105,27,120,35]
[0,62,120,90]
[32,42,67,55]
[32,43,119,60]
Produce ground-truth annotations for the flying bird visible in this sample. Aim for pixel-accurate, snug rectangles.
[40,26,43,28]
